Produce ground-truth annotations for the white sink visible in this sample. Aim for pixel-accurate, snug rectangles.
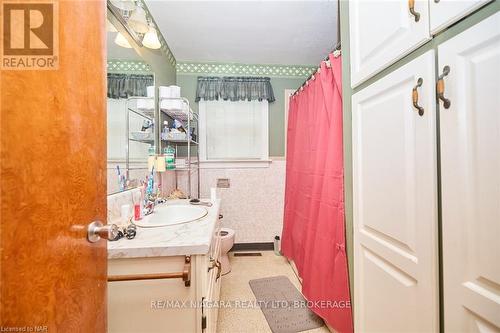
[134,205,208,228]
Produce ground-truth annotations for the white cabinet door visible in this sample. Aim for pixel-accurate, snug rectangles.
[349,0,431,87]
[429,0,491,34]
[439,12,500,332]
[352,50,438,333]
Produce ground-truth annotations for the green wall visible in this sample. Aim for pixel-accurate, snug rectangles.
[135,48,176,87]
[177,72,309,157]
[340,0,500,313]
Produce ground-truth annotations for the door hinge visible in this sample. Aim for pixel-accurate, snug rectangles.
[201,297,207,331]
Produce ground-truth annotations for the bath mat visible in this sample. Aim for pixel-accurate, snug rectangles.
[249,276,324,333]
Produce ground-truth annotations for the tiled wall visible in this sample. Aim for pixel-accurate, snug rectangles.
[176,160,286,244]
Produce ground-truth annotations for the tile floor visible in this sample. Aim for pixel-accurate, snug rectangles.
[216,251,331,333]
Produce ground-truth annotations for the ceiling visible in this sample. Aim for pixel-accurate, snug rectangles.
[145,0,338,66]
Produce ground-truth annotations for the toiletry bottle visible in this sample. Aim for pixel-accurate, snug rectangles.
[116,165,122,190]
[133,191,142,221]
[139,186,145,219]
[147,146,155,171]
[165,145,176,170]
[120,204,131,224]
[161,121,169,141]
[120,175,126,191]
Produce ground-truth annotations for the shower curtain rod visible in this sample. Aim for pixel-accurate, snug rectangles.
[292,0,341,96]
[292,41,341,96]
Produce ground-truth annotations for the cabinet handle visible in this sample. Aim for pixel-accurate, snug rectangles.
[412,78,424,116]
[437,66,451,109]
[408,0,421,22]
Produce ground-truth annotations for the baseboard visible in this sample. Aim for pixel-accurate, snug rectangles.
[230,242,274,252]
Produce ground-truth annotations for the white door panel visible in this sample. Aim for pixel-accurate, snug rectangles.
[352,50,439,332]
[430,0,492,34]
[439,12,500,332]
[349,0,431,87]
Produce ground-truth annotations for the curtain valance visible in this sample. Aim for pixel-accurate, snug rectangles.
[107,73,154,99]
[195,76,275,103]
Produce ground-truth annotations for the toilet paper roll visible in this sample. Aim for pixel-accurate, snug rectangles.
[148,155,155,172]
[155,155,166,172]
[146,86,155,98]
[159,86,171,99]
[169,85,181,98]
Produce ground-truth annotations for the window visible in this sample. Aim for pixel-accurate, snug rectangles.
[199,100,269,164]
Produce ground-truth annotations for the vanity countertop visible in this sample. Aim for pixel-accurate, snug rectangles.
[107,199,221,259]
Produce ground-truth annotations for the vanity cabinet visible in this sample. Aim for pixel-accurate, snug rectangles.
[439,13,500,332]
[348,0,431,87]
[108,219,222,333]
[352,50,439,333]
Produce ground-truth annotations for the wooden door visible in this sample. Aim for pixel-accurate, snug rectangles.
[429,0,492,34]
[439,12,500,332]
[348,0,431,87]
[352,51,439,332]
[0,1,107,332]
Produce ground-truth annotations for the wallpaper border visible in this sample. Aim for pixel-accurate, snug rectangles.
[107,59,152,73]
[176,62,317,78]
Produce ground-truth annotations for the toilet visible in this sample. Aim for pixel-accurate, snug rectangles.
[219,228,235,275]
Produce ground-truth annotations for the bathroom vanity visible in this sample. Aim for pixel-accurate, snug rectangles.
[107,200,222,333]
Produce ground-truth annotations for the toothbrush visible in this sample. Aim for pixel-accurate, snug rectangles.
[146,166,155,195]
[117,165,123,190]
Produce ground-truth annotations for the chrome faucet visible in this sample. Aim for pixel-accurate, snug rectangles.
[143,192,167,216]
[143,194,157,216]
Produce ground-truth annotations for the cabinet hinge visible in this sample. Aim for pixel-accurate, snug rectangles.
[201,315,207,330]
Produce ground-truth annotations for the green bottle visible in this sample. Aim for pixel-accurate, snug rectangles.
[164,145,175,170]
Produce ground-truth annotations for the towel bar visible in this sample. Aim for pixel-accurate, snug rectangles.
[108,256,191,287]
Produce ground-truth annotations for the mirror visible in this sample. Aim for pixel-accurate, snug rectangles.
[106,15,156,195]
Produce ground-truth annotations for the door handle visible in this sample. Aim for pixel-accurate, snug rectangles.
[408,0,421,22]
[412,78,424,116]
[437,66,451,109]
[87,221,119,243]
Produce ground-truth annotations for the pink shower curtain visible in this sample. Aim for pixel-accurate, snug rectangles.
[282,54,353,333]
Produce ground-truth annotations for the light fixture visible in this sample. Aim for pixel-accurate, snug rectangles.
[114,32,133,48]
[142,25,161,49]
[128,5,149,34]
[110,0,136,11]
